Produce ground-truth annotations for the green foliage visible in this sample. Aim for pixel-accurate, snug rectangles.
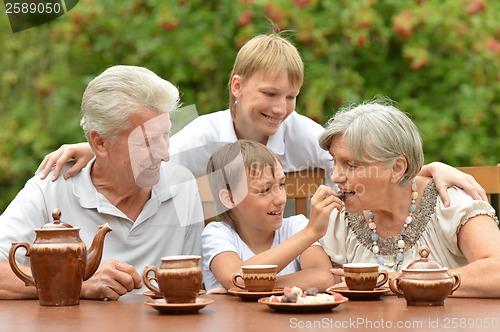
[1,0,499,212]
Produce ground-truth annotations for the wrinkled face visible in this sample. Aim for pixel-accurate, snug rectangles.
[329,136,392,213]
[230,161,287,232]
[127,112,171,188]
[232,71,299,143]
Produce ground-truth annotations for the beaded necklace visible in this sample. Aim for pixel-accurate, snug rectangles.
[368,180,418,271]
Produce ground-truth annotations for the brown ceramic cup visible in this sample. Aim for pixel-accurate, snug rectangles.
[232,265,278,292]
[343,263,389,291]
[142,255,202,303]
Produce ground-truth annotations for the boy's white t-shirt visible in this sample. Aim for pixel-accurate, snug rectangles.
[201,214,320,291]
[169,109,332,175]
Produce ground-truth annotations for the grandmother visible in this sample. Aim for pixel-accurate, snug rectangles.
[0,65,203,301]
[319,98,500,298]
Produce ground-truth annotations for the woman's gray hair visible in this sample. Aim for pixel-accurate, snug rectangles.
[318,97,424,185]
[80,65,180,144]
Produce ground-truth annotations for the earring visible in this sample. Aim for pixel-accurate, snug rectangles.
[234,99,238,105]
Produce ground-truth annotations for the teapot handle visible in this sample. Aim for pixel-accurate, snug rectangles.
[9,242,35,287]
[449,272,461,295]
[142,265,160,295]
[388,276,404,297]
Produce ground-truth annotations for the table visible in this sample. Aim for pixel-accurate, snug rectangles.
[1,292,499,332]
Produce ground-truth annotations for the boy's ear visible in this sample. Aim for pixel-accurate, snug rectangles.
[219,188,236,209]
[230,75,242,98]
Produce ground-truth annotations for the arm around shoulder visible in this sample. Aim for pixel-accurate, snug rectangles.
[419,162,487,205]
[36,142,94,181]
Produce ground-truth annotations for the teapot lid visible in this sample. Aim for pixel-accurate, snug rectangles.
[406,246,443,269]
[40,209,74,229]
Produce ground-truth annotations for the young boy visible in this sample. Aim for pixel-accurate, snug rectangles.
[202,140,341,292]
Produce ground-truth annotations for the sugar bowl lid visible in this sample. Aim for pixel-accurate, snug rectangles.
[406,246,443,269]
[40,209,74,229]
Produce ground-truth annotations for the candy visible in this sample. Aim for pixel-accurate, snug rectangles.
[281,292,298,303]
[332,292,344,302]
[270,295,281,303]
[304,287,318,296]
[274,286,342,304]
[290,286,303,297]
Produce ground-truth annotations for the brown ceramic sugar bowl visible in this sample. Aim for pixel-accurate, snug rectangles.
[142,255,202,304]
[8,209,112,306]
[343,263,389,291]
[388,246,461,306]
[232,265,278,292]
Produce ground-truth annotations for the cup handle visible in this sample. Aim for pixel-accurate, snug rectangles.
[376,270,389,288]
[142,265,160,295]
[449,272,461,295]
[232,273,245,289]
[388,277,404,297]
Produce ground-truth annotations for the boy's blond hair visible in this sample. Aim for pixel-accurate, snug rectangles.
[228,30,304,117]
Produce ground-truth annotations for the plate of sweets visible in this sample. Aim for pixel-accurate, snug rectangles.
[258,286,348,313]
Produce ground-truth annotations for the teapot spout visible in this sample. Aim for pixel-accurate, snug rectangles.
[84,223,112,281]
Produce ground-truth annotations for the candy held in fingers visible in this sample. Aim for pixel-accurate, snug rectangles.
[336,192,346,201]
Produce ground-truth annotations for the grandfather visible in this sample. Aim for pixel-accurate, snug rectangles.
[0,65,204,300]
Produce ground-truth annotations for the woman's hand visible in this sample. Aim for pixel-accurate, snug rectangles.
[36,142,94,181]
[419,162,487,207]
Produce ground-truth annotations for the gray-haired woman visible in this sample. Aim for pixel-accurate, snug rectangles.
[319,98,500,298]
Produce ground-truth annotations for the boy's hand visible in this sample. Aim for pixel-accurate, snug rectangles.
[308,185,342,237]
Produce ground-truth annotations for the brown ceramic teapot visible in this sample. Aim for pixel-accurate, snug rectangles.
[9,209,112,306]
[388,246,460,306]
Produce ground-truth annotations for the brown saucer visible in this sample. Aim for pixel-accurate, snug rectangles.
[328,287,390,301]
[143,289,206,299]
[258,296,348,313]
[227,287,284,301]
[144,297,214,314]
